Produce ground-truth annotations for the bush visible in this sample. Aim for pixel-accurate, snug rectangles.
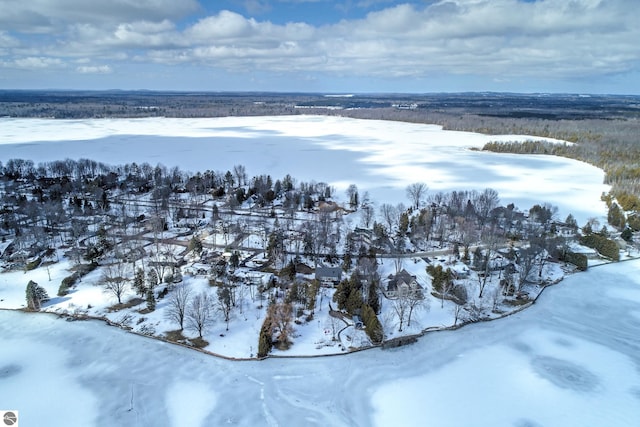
[25,257,42,271]
[58,262,98,296]
[628,214,640,232]
[580,234,620,261]
[451,284,468,304]
[58,273,79,296]
[621,228,633,242]
[559,250,588,271]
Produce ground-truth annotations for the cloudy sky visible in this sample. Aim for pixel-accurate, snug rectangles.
[0,0,638,93]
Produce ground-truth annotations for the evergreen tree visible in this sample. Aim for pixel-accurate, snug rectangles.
[147,268,159,290]
[188,236,203,256]
[133,268,146,296]
[25,280,49,310]
[342,253,352,272]
[333,279,349,310]
[146,288,156,311]
[345,288,363,315]
[398,212,409,236]
[462,246,470,264]
[472,247,484,270]
[607,202,626,230]
[229,251,240,270]
[96,223,113,252]
[367,281,381,314]
[565,213,578,229]
[257,315,273,358]
[281,259,296,281]
[427,265,451,294]
[362,304,383,344]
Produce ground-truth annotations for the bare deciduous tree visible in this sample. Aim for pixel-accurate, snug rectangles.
[233,164,247,187]
[102,262,129,304]
[476,188,500,227]
[165,283,192,330]
[361,203,374,228]
[346,184,359,208]
[379,203,398,234]
[268,302,294,347]
[406,182,428,210]
[407,290,428,328]
[516,246,539,290]
[391,295,409,332]
[186,292,214,338]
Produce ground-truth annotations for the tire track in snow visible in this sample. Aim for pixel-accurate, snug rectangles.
[247,375,278,427]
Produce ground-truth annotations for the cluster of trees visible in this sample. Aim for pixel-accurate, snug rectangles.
[332,250,385,341]
[258,301,294,357]
[580,232,620,261]
[601,192,638,237]
[558,250,588,271]
[481,123,640,210]
[0,156,346,273]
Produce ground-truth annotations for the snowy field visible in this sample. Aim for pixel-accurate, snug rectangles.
[0,115,608,225]
[1,259,638,427]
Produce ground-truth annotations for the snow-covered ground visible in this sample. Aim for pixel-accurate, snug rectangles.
[0,115,608,225]
[1,259,638,427]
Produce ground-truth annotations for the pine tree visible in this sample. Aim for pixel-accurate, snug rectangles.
[342,253,352,272]
[565,213,578,229]
[362,304,383,344]
[367,281,381,314]
[25,280,49,311]
[146,288,156,311]
[188,236,203,256]
[133,268,146,296]
[147,268,159,291]
[257,312,273,358]
[607,203,626,230]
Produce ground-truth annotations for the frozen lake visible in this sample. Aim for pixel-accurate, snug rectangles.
[1,260,639,427]
[0,115,608,225]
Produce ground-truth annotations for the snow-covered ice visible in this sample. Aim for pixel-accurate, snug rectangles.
[1,259,638,427]
[0,115,608,225]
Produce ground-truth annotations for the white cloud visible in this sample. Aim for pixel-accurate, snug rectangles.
[2,0,639,85]
[0,0,199,32]
[76,65,112,74]
[1,56,65,69]
[0,31,20,48]
[187,11,256,40]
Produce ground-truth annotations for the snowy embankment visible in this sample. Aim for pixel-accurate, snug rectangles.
[0,115,608,225]
[1,259,638,427]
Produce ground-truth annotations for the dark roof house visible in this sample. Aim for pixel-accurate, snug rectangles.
[315,265,342,284]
